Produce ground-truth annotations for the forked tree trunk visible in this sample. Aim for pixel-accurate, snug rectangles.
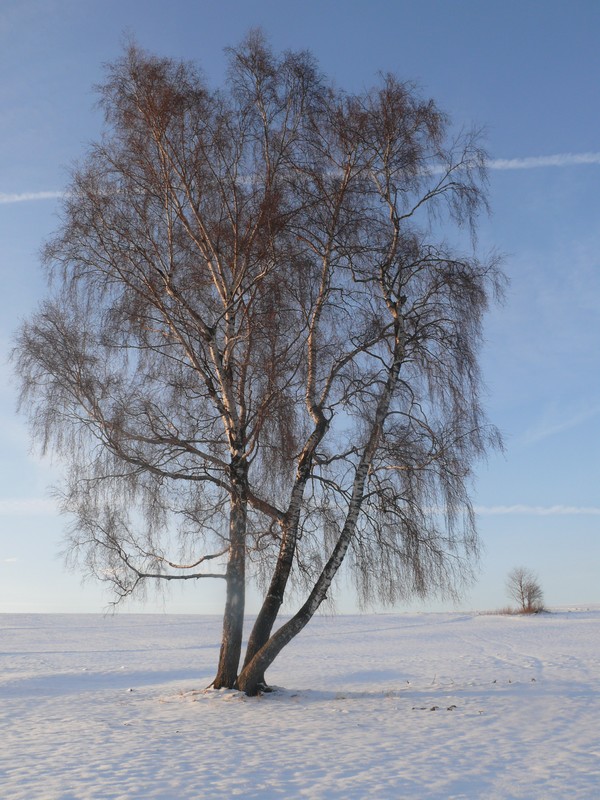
[237,338,403,695]
[240,522,295,687]
[241,417,328,684]
[235,490,363,695]
[237,455,379,694]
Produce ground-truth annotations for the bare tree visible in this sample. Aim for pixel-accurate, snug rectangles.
[506,567,545,613]
[14,33,504,694]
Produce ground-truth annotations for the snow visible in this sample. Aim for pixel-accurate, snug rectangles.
[1,610,599,799]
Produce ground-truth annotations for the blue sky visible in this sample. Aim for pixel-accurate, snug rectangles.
[1,0,598,613]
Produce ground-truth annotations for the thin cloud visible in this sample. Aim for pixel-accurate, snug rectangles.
[488,152,600,170]
[0,191,64,204]
[475,504,600,516]
[1,558,18,564]
[523,404,600,445]
[0,498,57,515]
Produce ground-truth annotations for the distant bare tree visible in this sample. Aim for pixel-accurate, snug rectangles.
[506,567,545,613]
[14,33,504,694]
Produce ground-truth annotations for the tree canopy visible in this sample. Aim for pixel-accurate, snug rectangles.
[15,33,504,694]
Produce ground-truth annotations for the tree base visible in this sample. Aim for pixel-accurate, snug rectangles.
[235,678,275,697]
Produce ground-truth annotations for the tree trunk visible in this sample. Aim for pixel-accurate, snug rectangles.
[213,462,247,689]
[240,522,295,686]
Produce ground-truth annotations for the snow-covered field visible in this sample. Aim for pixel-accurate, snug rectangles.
[1,610,598,799]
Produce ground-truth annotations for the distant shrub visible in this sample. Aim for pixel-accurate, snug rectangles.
[496,606,520,616]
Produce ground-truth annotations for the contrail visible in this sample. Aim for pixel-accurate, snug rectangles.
[2,152,600,205]
[0,191,64,204]
[488,152,600,170]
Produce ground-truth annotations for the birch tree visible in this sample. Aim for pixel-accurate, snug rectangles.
[506,567,545,613]
[14,33,504,694]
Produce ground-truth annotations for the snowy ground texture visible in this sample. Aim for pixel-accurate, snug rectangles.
[1,610,599,799]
